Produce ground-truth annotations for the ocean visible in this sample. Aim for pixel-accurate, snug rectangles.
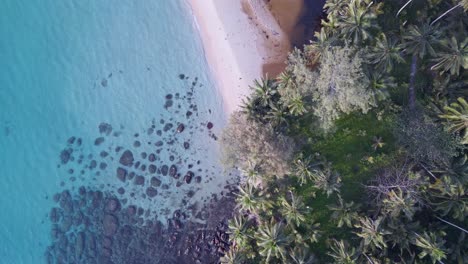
[0,1,233,263]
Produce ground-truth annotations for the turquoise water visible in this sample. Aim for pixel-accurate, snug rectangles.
[0,1,228,262]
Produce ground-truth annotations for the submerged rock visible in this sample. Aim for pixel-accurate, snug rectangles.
[99,123,113,136]
[116,167,127,182]
[119,150,134,167]
[176,124,185,133]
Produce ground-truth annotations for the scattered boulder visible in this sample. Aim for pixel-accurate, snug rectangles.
[116,167,127,182]
[94,137,105,146]
[134,175,145,186]
[161,165,169,176]
[146,187,158,198]
[119,150,134,167]
[60,148,73,164]
[176,124,185,133]
[150,177,161,187]
[99,123,113,136]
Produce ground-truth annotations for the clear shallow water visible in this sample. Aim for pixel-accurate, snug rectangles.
[0,1,229,262]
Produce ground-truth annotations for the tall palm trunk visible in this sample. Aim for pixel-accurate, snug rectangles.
[408,54,418,110]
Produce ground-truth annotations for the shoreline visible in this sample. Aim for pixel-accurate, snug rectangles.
[187,0,301,115]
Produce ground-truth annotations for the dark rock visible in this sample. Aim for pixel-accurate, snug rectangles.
[140,164,146,171]
[148,164,157,174]
[99,162,107,170]
[176,124,185,133]
[183,142,190,149]
[148,153,156,162]
[163,123,173,132]
[90,160,97,169]
[134,161,140,169]
[195,176,202,183]
[161,165,169,176]
[186,111,192,118]
[169,165,177,177]
[133,141,141,147]
[164,99,173,109]
[105,198,120,213]
[116,167,127,182]
[60,148,73,164]
[155,141,163,147]
[184,171,194,184]
[100,151,109,158]
[140,152,147,159]
[94,137,105,146]
[102,214,119,236]
[101,78,108,87]
[150,177,161,187]
[99,123,113,136]
[117,187,125,195]
[119,150,134,167]
[207,122,214,129]
[146,187,158,198]
[67,136,76,145]
[134,175,145,185]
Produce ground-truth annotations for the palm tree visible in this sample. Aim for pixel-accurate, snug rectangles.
[312,168,342,197]
[366,33,405,73]
[280,191,308,227]
[324,0,347,17]
[402,23,441,110]
[236,183,261,214]
[382,188,418,220]
[354,216,389,252]
[431,0,468,26]
[411,231,447,264]
[285,92,307,116]
[305,28,335,64]
[365,69,396,101]
[429,175,468,221]
[338,0,380,44]
[256,219,292,262]
[289,245,316,264]
[220,248,246,264]
[386,219,419,255]
[250,77,277,107]
[327,239,358,264]
[266,103,288,128]
[328,195,360,228]
[227,214,249,248]
[431,37,468,76]
[240,161,263,188]
[293,154,318,186]
[402,23,441,59]
[439,97,468,144]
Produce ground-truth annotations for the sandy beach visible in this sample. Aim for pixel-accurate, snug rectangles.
[187,0,304,115]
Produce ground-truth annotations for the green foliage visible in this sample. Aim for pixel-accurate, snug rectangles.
[402,23,441,59]
[280,192,308,227]
[366,33,405,73]
[354,216,389,251]
[327,239,359,264]
[439,97,468,144]
[328,195,360,228]
[221,0,468,262]
[431,36,468,76]
[255,219,292,262]
[411,231,447,264]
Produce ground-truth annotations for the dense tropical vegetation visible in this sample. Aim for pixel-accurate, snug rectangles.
[220,0,467,263]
